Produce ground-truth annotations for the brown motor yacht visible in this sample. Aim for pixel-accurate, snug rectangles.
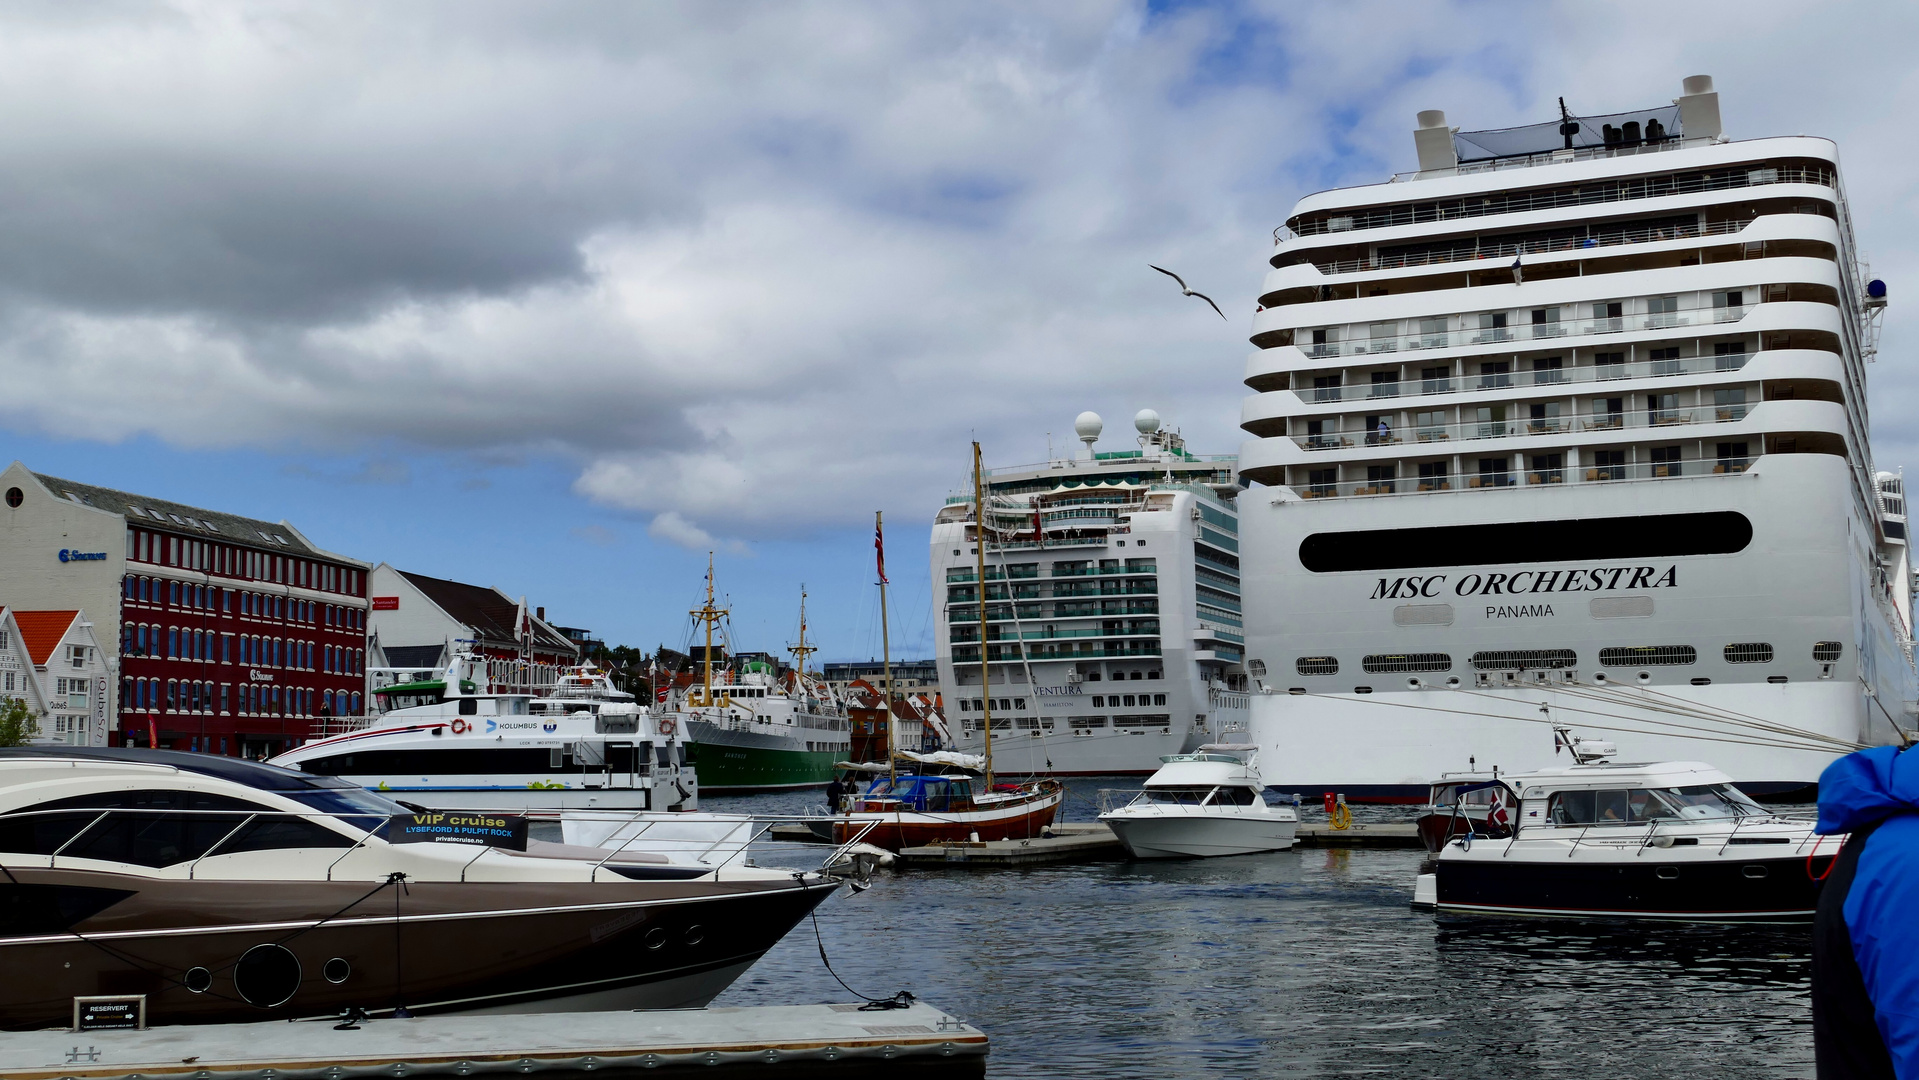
[0,748,837,1029]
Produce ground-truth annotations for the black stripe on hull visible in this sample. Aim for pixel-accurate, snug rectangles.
[1436,854,1832,922]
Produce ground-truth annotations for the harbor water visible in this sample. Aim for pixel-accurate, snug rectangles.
[709,778,1814,1077]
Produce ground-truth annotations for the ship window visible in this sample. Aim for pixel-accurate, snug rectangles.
[217,816,355,855]
[1362,653,1452,673]
[1599,645,1697,667]
[1069,716,1107,729]
[1470,650,1576,671]
[1813,641,1844,662]
[1295,656,1338,676]
[1724,643,1774,664]
[1298,511,1752,573]
[0,790,275,867]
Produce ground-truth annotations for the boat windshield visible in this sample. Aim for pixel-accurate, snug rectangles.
[279,781,411,836]
[1548,783,1765,826]
[1136,786,1256,806]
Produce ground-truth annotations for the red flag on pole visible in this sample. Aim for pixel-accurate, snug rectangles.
[1033,507,1044,548]
[875,519,888,584]
[147,715,159,749]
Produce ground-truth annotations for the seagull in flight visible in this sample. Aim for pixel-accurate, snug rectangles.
[1150,265,1226,320]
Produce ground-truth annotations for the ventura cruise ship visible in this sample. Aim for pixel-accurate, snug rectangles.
[930,411,1251,775]
[1237,75,1917,800]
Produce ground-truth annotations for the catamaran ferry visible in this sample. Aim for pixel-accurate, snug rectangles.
[1237,75,1916,799]
[929,411,1251,775]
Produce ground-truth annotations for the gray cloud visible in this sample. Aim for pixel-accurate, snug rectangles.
[0,1,1913,542]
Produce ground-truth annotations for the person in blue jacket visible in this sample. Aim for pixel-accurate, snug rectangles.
[1815,744,1919,1078]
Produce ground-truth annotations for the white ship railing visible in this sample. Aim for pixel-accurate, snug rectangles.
[1293,297,1758,360]
[1279,158,1834,241]
[1294,405,1750,452]
[1294,458,1752,500]
[1289,351,1750,404]
[1305,216,1769,277]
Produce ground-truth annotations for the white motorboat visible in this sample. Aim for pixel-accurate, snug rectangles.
[1099,744,1298,858]
[1410,735,1840,921]
[272,655,697,811]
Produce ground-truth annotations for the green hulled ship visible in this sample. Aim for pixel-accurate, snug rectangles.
[667,570,850,794]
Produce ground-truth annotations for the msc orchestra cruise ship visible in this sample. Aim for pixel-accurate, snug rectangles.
[1237,75,1917,799]
[930,412,1251,775]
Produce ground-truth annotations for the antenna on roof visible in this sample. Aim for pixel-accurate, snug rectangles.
[1557,97,1579,150]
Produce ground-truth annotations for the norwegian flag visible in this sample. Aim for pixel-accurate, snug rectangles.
[875,519,888,584]
[1485,789,1510,831]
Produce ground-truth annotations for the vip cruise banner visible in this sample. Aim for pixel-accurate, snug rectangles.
[389,811,529,850]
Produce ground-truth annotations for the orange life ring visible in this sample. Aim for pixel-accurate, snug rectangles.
[450,719,469,735]
[657,716,677,736]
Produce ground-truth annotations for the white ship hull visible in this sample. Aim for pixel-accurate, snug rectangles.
[1242,456,1913,799]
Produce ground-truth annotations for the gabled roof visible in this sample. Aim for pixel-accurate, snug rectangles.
[11,611,78,666]
[395,570,577,655]
[31,472,326,557]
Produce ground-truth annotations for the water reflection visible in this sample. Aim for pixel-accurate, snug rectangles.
[707,781,1811,1077]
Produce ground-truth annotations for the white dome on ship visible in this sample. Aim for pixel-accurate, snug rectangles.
[1074,411,1103,441]
[1134,409,1161,435]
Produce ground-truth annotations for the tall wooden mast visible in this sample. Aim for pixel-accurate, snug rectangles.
[974,442,995,789]
[878,511,895,784]
[690,552,729,709]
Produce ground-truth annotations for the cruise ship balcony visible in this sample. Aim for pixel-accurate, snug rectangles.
[1242,347,1845,418]
[1276,140,1839,243]
[1248,289,1843,365]
[1239,398,1849,472]
[1260,209,1840,305]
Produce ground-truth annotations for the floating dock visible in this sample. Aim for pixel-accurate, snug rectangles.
[896,822,1121,866]
[768,820,1423,866]
[7,1002,987,1080]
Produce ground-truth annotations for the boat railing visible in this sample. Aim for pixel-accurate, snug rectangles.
[310,717,377,736]
[1489,808,1817,857]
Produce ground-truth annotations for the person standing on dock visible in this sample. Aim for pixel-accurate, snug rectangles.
[1812,745,1919,1078]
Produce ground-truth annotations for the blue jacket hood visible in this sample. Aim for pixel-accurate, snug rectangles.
[1817,746,1919,834]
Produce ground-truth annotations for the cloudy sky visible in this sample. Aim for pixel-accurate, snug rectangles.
[2,1,1915,659]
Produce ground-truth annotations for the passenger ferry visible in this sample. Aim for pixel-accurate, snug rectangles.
[1237,75,1916,799]
[272,656,697,810]
[929,411,1251,775]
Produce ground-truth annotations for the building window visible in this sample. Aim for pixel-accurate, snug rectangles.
[1716,442,1750,474]
[1647,392,1680,425]
[1474,458,1512,489]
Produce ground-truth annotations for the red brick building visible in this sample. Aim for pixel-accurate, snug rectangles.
[0,463,372,758]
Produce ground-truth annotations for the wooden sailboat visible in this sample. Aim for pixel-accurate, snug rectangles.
[831,455,1064,850]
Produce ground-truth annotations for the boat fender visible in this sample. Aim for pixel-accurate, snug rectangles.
[450,719,469,735]
[658,716,677,735]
